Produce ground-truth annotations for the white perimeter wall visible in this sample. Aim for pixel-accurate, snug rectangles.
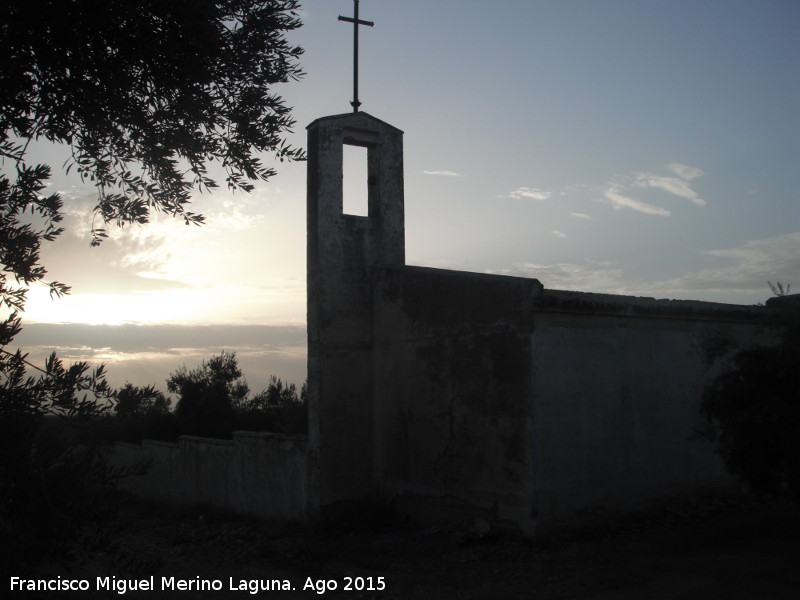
[531,306,764,525]
[109,431,310,523]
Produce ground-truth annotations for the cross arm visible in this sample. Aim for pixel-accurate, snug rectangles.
[338,15,374,27]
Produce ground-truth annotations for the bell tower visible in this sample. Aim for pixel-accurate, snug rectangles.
[306,111,404,509]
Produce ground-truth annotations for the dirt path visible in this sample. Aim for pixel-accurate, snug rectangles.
[28,497,800,599]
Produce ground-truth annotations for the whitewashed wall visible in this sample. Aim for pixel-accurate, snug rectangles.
[110,431,310,523]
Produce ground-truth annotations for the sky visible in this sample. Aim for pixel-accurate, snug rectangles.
[8,0,800,393]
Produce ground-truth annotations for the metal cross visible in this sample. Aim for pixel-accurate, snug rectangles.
[338,0,374,113]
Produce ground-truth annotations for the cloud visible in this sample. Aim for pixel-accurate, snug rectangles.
[633,173,707,206]
[604,186,671,216]
[570,212,593,220]
[100,194,280,289]
[16,323,306,355]
[423,170,463,177]
[207,203,268,231]
[552,230,568,238]
[490,232,799,305]
[31,195,306,325]
[667,163,704,181]
[13,323,308,391]
[703,231,800,277]
[491,261,627,293]
[509,187,550,200]
[59,194,99,237]
[600,163,707,215]
[623,232,800,302]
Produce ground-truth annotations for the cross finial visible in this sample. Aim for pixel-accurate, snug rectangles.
[338,0,374,113]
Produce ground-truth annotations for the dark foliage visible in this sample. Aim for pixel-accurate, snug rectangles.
[0,351,140,575]
[238,374,308,434]
[1,0,304,574]
[164,352,307,439]
[115,382,171,418]
[1,0,304,237]
[701,294,800,501]
[91,383,177,443]
[1,0,304,347]
[168,351,248,438]
[85,354,307,445]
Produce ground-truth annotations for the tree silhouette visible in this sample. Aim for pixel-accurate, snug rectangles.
[701,288,800,501]
[168,351,249,438]
[1,0,304,573]
[1,0,304,341]
[115,383,171,418]
[242,374,308,433]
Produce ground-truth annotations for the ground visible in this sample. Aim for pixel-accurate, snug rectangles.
[31,495,800,599]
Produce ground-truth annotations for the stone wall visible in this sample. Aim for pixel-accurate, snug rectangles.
[109,432,310,522]
[530,290,765,528]
[371,266,539,532]
[367,271,766,534]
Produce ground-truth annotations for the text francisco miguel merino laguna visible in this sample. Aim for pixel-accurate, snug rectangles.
[10,575,388,594]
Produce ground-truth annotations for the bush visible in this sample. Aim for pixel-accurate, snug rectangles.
[83,354,307,445]
[237,375,308,434]
[115,383,171,418]
[163,352,307,439]
[168,351,248,438]
[700,293,800,501]
[0,352,139,576]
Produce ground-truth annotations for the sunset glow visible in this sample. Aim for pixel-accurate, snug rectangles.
[8,0,799,389]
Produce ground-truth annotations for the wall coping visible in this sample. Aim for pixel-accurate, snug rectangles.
[233,430,308,442]
[114,440,148,450]
[535,289,765,321]
[397,265,764,322]
[116,432,308,449]
[139,438,179,449]
[306,111,404,134]
[178,435,234,446]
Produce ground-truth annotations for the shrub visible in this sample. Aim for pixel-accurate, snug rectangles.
[165,352,307,439]
[700,292,800,501]
[168,351,248,438]
[0,352,138,575]
[237,375,308,434]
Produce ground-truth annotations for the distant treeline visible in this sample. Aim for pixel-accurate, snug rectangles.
[92,351,307,443]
